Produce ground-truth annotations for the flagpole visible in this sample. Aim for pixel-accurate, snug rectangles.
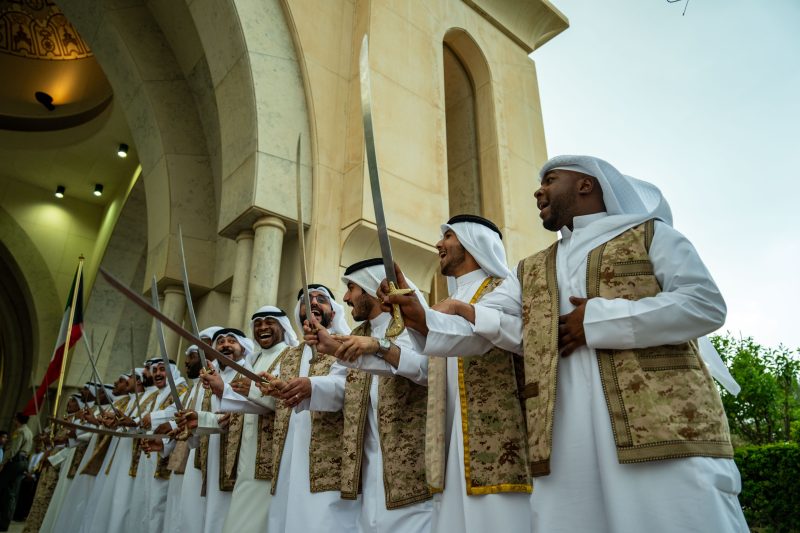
[51,255,85,435]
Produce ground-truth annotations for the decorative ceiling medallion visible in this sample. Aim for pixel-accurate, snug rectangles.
[0,0,92,60]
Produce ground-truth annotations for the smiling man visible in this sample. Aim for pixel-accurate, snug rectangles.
[305,258,432,533]
[257,284,358,533]
[190,328,254,533]
[216,306,298,533]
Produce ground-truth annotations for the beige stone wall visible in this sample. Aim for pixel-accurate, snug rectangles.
[9,0,567,411]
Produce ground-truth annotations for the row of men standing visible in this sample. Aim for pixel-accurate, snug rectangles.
[23,154,748,532]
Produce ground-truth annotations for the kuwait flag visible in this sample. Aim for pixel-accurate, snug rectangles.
[24,265,84,415]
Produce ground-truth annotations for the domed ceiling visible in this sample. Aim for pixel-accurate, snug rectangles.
[0,0,138,206]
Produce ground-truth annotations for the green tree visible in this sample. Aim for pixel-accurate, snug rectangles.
[711,334,800,444]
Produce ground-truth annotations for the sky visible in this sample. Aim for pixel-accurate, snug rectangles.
[531,0,800,349]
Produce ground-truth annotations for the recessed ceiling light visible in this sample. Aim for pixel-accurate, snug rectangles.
[35,91,55,111]
[55,185,65,199]
[93,184,103,197]
[117,143,128,158]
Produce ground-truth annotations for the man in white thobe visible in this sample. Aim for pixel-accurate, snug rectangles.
[129,359,187,532]
[382,216,532,533]
[385,155,748,533]
[306,259,432,533]
[173,326,221,533]
[80,376,134,532]
[186,328,255,533]
[84,369,145,533]
[39,395,82,533]
[55,383,113,532]
[258,284,359,533]
[217,306,298,532]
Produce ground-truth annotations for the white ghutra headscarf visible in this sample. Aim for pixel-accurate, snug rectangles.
[441,214,512,295]
[293,284,352,336]
[250,305,299,347]
[341,258,429,308]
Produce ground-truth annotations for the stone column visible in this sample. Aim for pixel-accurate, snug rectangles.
[162,285,187,360]
[146,285,186,361]
[245,216,286,320]
[228,229,254,332]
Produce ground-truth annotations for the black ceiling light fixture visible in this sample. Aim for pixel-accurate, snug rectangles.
[35,91,55,111]
[55,185,65,199]
[93,184,104,197]
[117,143,128,158]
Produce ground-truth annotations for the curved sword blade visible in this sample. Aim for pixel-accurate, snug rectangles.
[130,322,143,419]
[177,225,206,369]
[99,268,264,383]
[151,277,184,411]
[359,34,398,285]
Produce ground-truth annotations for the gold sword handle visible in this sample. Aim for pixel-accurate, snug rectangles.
[385,281,414,338]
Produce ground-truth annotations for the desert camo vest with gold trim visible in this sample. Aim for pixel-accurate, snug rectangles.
[129,389,159,477]
[195,387,213,496]
[254,351,285,481]
[339,320,430,509]
[153,383,188,480]
[167,383,198,475]
[518,219,733,476]
[271,343,343,495]
[67,434,89,479]
[426,278,530,494]
[80,396,131,476]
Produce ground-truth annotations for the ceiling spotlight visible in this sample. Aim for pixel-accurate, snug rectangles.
[93,184,104,197]
[55,185,65,199]
[117,143,128,158]
[35,91,55,111]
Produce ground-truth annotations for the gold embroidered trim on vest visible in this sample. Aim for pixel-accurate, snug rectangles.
[458,277,532,495]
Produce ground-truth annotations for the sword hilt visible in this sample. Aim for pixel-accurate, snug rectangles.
[386,281,414,337]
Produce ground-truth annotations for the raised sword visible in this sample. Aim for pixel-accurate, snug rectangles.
[359,34,413,337]
[99,268,266,384]
[81,331,124,419]
[295,134,318,363]
[151,276,184,411]
[130,322,143,419]
[177,225,208,370]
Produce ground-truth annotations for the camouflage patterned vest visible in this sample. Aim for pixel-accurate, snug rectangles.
[80,396,131,476]
[340,320,430,509]
[167,383,198,475]
[129,388,160,477]
[271,343,343,494]
[427,277,531,495]
[518,219,733,476]
[153,383,188,480]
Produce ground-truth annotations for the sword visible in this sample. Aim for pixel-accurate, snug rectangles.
[359,34,413,337]
[130,322,143,419]
[151,277,184,411]
[82,331,124,419]
[50,417,170,439]
[99,268,266,384]
[295,135,318,363]
[177,225,207,370]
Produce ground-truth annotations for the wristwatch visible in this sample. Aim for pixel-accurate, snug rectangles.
[375,337,392,358]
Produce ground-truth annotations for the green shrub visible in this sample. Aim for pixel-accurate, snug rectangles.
[735,443,800,532]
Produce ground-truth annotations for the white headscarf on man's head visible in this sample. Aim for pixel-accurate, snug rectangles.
[212,328,255,361]
[293,284,351,336]
[341,258,429,308]
[541,155,739,395]
[250,305,299,347]
[440,214,512,295]
[540,155,673,229]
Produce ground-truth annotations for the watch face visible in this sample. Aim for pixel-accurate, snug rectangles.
[378,338,391,352]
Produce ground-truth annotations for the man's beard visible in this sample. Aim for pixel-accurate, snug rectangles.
[301,308,332,329]
[542,190,577,231]
[441,245,467,277]
[143,375,154,387]
[350,297,374,322]
[186,362,202,379]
